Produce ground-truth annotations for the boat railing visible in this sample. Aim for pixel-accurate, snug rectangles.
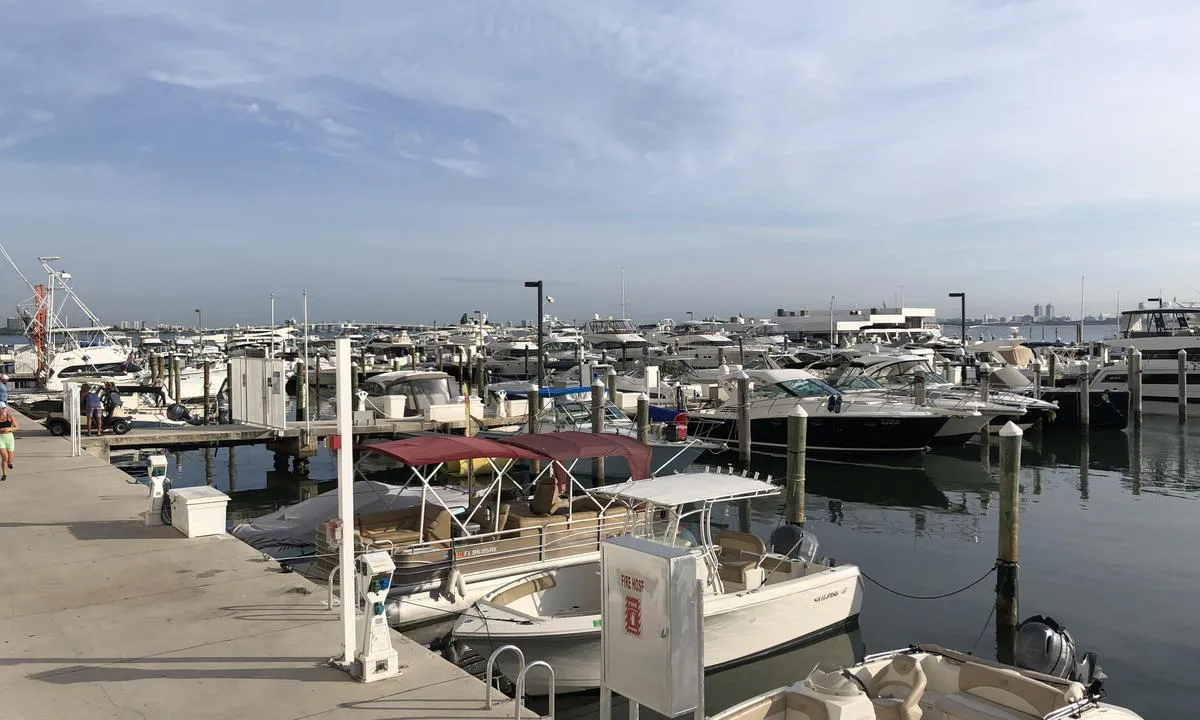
[1042,695,1101,720]
[386,507,642,585]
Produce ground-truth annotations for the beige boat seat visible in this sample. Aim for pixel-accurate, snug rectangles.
[715,688,832,720]
[529,479,561,515]
[868,654,926,720]
[935,662,1085,720]
[716,531,766,584]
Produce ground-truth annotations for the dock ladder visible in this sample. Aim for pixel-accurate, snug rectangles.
[484,644,556,719]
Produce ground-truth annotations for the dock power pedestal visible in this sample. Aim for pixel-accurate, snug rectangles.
[144,455,168,526]
[354,550,401,682]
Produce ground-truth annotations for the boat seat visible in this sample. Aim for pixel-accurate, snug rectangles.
[868,654,926,720]
[785,690,833,720]
[716,531,766,585]
[529,479,561,515]
[935,662,1085,720]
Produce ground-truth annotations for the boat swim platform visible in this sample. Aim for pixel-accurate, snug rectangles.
[79,414,530,457]
[1,411,536,720]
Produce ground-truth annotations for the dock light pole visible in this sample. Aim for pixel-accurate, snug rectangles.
[949,292,966,380]
[828,296,836,350]
[194,308,203,349]
[524,281,545,390]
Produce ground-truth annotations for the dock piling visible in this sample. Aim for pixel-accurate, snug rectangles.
[1130,347,1143,427]
[605,367,618,411]
[1079,367,1091,430]
[736,371,752,465]
[996,421,1023,665]
[785,404,808,525]
[172,356,182,401]
[528,384,540,435]
[636,393,650,446]
[591,377,606,485]
[202,361,211,420]
[295,361,308,422]
[979,362,991,404]
[1179,349,1188,424]
[1048,353,1057,390]
[1031,358,1041,401]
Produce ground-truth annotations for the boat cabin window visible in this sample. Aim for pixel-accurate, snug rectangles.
[57,361,142,378]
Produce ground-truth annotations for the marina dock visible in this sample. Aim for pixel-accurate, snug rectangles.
[1,411,533,719]
[76,415,530,459]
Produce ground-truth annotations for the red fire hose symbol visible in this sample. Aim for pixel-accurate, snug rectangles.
[623,595,641,637]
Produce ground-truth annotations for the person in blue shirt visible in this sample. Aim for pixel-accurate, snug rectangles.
[0,374,9,406]
[83,385,104,435]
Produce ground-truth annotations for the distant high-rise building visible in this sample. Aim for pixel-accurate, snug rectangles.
[1046,303,1056,319]
[1033,303,1044,320]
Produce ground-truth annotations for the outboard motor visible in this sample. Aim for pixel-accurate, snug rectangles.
[768,524,819,564]
[166,403,204,426]
[1014,615,1105,687]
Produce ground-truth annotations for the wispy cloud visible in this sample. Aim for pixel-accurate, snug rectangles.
[1,1,1200,322]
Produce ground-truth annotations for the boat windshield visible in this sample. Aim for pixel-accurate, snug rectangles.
[362,377,461,411]
[832,376,883,391]
[779,378,837,397]
[588,319,639,334]
[556,399,627,424]
[1122,309,1200,338]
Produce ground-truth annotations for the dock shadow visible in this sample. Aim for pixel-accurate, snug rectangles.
[27,660,348,684]
[0,520,180,541]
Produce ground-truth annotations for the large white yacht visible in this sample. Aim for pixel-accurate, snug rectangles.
[686,369,953,457]
[583,317,650,353]
[1091,304,1200,414]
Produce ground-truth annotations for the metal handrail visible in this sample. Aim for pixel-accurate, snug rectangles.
[484,644,526,710]
[1043,695,1101,720]
[327,565,340,609]
[516,660,556,719]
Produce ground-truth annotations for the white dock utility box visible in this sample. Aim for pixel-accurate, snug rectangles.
[169,486,230,538]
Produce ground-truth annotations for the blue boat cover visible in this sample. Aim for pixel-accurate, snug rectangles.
[504,385,592,398]
[649,405,684,423]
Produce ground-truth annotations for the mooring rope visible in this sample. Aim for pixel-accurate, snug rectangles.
[859,560,1001,600]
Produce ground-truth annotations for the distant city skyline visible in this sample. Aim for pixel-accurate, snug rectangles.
[3,3,1200,324]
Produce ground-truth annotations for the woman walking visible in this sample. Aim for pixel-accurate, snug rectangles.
[0,405,19,481]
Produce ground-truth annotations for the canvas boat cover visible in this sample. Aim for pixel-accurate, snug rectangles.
[231,480,469,551]
[494,431,651,481]
[358,435,545,466]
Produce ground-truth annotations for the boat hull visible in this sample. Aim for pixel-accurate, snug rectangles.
[457,565,863,695]
[688,414,947,456]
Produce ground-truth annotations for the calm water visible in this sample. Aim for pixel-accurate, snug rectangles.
[157,413,1196,718]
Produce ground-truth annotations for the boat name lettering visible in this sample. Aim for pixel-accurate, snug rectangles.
[813,587,846,603]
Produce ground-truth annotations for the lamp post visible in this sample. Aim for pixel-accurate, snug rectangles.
[194,308,203,347]
[524,281,545,389]
[949,292,966,379]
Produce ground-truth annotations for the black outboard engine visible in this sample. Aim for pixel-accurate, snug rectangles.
[768,524,820,564]
[166,403,204,426]
[1014,615,1105,687]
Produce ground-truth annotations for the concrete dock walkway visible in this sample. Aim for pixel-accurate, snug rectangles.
[0,412,533,719]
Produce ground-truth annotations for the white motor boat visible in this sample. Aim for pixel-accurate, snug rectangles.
[711,631,1142,719]
[301,432,657,631]
[687,369,953,457]
[453,473,863,695]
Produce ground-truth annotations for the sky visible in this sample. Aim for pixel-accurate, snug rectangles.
[2,0,1200,327]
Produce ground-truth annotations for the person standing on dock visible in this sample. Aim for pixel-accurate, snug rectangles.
[0,405,18,481]
[0,374,9,406]
[83,385,104,435]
